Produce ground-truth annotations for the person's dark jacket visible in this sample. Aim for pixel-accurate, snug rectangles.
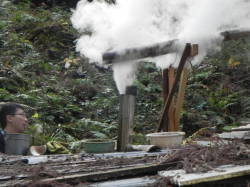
[0,130,5,153]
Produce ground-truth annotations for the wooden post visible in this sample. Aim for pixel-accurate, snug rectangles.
[161,69,169,132]
[157,43,191,132]
[167,67,176,131]
[158,44,198,132]
[174,68,189,131]
[162,69,169,103]
[117,86,137,152]
[162,67,177,131]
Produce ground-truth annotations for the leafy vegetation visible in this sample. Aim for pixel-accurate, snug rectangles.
[183,39,250,134]
[0,0,250,150]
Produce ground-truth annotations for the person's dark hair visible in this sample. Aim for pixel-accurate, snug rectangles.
[0,103,24,129]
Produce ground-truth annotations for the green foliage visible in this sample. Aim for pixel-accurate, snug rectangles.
[184,37,250,135]
[207,90,239,112]
[133,62,163,133]
[241,96,250,118]
[59,118,117,140]
[0,89,15,101]
[132,133,148,145]
[1,0,250,147]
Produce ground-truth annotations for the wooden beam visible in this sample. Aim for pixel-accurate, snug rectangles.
[102,30,250,65]
[221,30,250,41]
[157,43,191,132]
[102,39,177,64]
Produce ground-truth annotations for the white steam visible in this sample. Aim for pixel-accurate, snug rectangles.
[71,0,250,94]
[113,61,138,94]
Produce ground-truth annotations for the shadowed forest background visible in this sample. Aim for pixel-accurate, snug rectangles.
[0,0,250,151]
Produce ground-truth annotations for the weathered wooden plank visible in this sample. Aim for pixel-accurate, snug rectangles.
[0,150,172,184]
[0,162,175,186]
[159,164,250,186]
[0,162,155,183]
[29,162,177,184]
[174,68,189,131]
[228,128,250,132]
[88,176,159,187]
[0,150,171,165]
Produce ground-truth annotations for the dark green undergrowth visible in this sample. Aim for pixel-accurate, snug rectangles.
[0,0,250,148]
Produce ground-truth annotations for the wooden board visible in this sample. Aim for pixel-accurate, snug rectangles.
[174,68,189,131]
[36,162,176,184]
[159,164,250,186]
[0,150,173,186]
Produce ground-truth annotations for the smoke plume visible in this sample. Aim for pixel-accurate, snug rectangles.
[71,0,250,93]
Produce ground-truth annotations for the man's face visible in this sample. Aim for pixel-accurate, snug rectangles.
[6,108,28,133]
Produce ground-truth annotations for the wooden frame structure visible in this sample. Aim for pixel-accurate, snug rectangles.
[102,29,249,149]
[103,41,198,150]
[158,43,198,132]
